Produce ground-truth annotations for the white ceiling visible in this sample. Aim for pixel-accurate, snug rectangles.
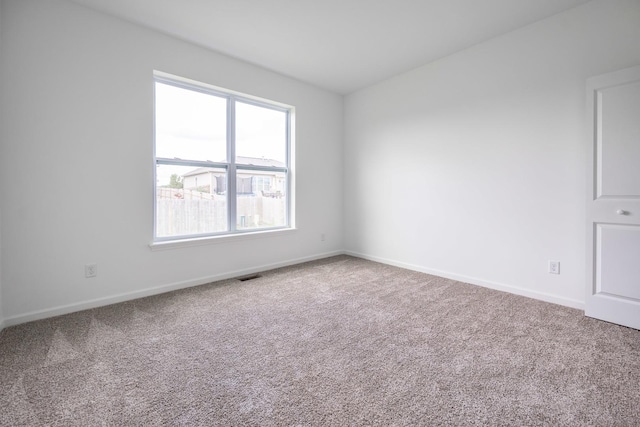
[70,0,591,94]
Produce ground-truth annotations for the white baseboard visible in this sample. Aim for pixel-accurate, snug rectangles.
[2,249,585,328]
[2,250,345,328]
[345,250,585,310]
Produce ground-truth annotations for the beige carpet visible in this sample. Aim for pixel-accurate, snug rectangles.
[0,255,638,426]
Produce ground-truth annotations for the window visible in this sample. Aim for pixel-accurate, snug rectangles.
[254,176,272,193]
[154,73,292,241]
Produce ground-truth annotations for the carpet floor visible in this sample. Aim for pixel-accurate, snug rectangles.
[0,255,639,426]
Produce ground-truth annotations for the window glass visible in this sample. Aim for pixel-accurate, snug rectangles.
[155,82,227,162]
[236,101,287,166]
[155,165,227,237]
[236,171,287,230]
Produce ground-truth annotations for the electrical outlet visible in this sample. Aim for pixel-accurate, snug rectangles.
[321,233,326,242]
[548,261,560,275]
[85,263,97,278]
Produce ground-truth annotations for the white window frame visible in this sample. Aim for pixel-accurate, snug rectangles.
[152,72,293,243]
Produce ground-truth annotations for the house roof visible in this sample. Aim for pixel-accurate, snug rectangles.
[182,167,217,177]
[237,156,285,168]
[182,157,285,177]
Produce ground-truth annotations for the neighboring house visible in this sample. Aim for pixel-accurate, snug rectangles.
[182,156,286,197]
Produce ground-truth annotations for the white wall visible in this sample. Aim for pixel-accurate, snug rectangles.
[0,0,4,331]
[0,0,343,323]
[0,206,3,331]
[344,0,640,308]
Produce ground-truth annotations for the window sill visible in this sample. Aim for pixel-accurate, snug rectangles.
[149,228,297,251]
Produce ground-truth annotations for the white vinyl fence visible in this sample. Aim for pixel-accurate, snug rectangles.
[156,190,285,237]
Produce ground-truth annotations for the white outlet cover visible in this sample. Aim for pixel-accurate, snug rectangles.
[85,264,97,278]
[548,261,560,274]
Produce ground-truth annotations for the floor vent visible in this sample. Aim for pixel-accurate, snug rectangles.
[237,274,261,282]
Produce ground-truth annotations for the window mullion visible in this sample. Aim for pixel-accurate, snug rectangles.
[228,97,237,232]
[286,110,291,228]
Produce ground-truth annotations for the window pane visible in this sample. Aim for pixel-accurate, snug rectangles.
[235,102,287,166]
[155,82,227,162]
[236,171,287,230]
[156,164,227,237]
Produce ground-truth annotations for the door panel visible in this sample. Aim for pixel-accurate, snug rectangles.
[597,81,640,197]
[586,65,640,330]
[596,224,640,300]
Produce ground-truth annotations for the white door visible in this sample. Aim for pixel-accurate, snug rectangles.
[586,65,640,330]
